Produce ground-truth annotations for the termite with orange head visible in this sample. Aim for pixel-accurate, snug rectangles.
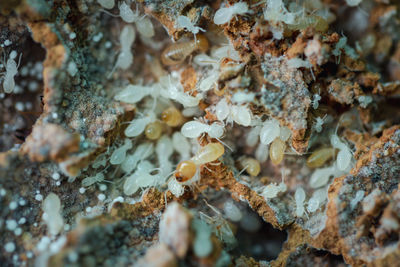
[174,142,225,183]
[161,34,209,66]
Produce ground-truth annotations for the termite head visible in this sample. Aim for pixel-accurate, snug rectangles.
[195,34,209,52]
[175,160,197,182]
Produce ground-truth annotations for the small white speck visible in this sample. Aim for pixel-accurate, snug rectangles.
[4,39,12,46]
[64,224,70,231]
[85,207,92,213]
[105,41,112,48]
[33,223,38,227]
[14,228,22,236]
[99,184,107,191]
[9,201,18,210]
[15,102,24,112]
[35,194,43,201]
[6,220,17,231]
[4,242,15,253]
[68,251,79,262]
[18,218,26,224]
[92,32,103,42]
[0,188,6,196]
[19,199,26,206]
[56,181,61,186]
[97,194,106,201]
[52,113,58,119]
[79,187,86,194]
[26,251,33,258]
[51,172,60,180]
[69,32,76,39]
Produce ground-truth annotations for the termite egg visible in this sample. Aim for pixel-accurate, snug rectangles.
[161,106,183,127]
[240,157,261,176]
[270,138,286,165]
[145,121,162,140]
[306,147,336,168]
[175,160,197,182]
[161,34,209,66]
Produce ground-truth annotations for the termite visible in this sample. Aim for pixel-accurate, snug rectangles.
[175,142,225,182]
[161,34,209,66]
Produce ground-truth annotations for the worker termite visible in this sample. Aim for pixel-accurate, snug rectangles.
[172,132,191,160]
[82,173,107,187]
[121,142,154,174]
[294,187,306,217]
[123,160,161,195]
[181,120,224,139]
[156,135,174,177]
[260,170,287,199]
[175,16,205,37]
[259,119,280,145]
[213,2,252,25]
[215,98,252,127]
[109,25,135,77]
[110,139,132,165]
[161,34,209,66]
[174,142,225,182]
[330,134,353,171]
[1,52,21,93]
[124,111,156,137]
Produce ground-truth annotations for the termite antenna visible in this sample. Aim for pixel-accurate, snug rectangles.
[99,8,119,17]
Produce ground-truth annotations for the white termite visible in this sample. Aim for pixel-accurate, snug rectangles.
[307,188,327,213]
[314,115,326,133]
[246,126,261,147]
[198,72,219,92]
[121,142,154,173]
[124,111,156,137]
[215,98,252,127]
[261,170,287,199]
[211,42,241,62]
[309,166,336,189]
[2,53,20,93]
[82,173,105,187]
[168,177,185,198]
[156,135,174,177]
[259,119,280,145]
[176,15,205,36]
[159,75,202,107]
[255,143,269,163]
[42,193,64,235]
[330,134,352,171]
[109,25,135,77]
[295,187,306,217]
[119,2,136,23]
[223,201,242,222]
[123,160,160,195]
[172,132,191,160]
[181,121,224,139]
[312,93,321,109]
[110,139,132,165]
[114,83,160,104]
[214,2,251,25]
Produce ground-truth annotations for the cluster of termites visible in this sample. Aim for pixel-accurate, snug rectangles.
[71,0,358,223]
